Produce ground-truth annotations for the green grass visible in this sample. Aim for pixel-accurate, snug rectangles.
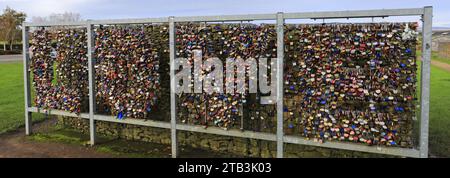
[31,131,86,145]
[427,64,450,157]
[415,51,450,157]
[0,62,24,133]
[432,52,450,65]
[28,124,233,158]
[417,51,450,65]
[29,127,171,158]
[0,62,46,134]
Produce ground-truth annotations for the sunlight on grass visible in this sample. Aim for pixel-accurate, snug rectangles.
[428,64,450,157]
[0,62,46,134]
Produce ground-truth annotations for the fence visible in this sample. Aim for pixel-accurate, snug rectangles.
[23,6,433,158]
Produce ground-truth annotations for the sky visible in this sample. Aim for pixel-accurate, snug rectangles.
[0,0,449,27]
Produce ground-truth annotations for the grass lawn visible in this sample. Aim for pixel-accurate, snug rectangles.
[29,126,172,158]
[415,56,450,157]
[426,63,450,157]
[431,52,450,65]
[0,62,45,134]
[0,58,449,157]
[417,51,450,65]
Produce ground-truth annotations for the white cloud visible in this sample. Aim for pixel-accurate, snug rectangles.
[0,0,104,19]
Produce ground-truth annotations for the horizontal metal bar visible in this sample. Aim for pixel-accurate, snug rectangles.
[284,8,424,19]
[28,107,170,129]
[24,21,87,27]
[284,135,421,158]
[174,14,276,22]
[91,17,169,25]
[28,107,89,118]
[174,123,420,158]
[94,114,171,129]
[23,7,425,27]
[27,106,421,157]
[24,18,169,27]
[28,107,275,141]
[176,124,277,141]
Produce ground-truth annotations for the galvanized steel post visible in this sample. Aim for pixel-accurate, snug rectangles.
[420,6,432,158]
[22,24,32,135]
[87,21,96,145]
[276,12,285,158]
[169,16,178,158]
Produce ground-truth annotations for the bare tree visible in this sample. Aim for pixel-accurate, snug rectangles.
[31,16,47,23]
[31,12,82,35]
[31,12,81,23]
[0,6,26,51]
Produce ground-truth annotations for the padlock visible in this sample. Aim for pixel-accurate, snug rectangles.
[94,24,169,120]
[283,23,417,147]
[30,27,89,114]
[175,23,277,130]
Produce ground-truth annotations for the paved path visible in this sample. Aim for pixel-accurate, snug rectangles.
[418,56,450,73]
[0,54,22,63]
[430,59,450,72]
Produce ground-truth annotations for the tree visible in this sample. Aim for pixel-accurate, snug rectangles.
[0,6,26,51]
[31,12,81,23]
[31,12,82,34]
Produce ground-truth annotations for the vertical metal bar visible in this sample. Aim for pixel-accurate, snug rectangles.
[420,6,432,158]
[169,16,178,158]
[22,24,32,135]
[87,21,96,145]
[276,12,284,158]
[240,105,244,130]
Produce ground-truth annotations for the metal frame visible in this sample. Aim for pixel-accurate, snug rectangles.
[420,7,432,158]
[22,7,433,158]
[169,16,177,158]
[276,12,284,158]
[87,21,96,145]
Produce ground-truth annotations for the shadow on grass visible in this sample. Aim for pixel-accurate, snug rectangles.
[29,127,172,158]
[28,124,243,158]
